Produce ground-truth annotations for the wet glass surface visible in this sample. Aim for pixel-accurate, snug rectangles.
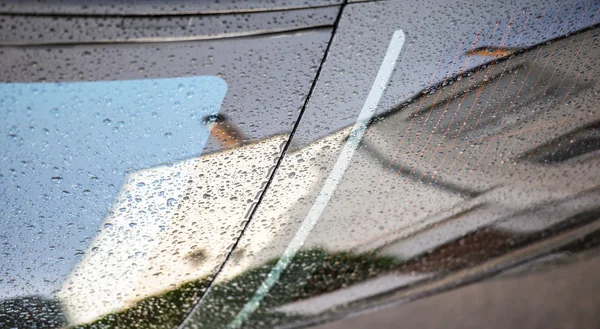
[0,6,338,45]
[2,0,600,328]
[0,0,342,15]
[1,76,227,299]
[0,29,331,327]
[180,1,600,328]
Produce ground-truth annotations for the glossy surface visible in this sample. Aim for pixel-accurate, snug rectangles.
[2,76,227,299]
[182,0,600,328]
[0,0,342,15]
[0,26,331,327]
[0,7,338,45]
[312,247,600,329]
[2,0,600,328]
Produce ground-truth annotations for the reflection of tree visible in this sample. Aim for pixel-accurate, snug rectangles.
[70,207,600,329]
[196,249,396,329]
[0,295,66,328]
[72,279,211,329]
[72,248,396,329]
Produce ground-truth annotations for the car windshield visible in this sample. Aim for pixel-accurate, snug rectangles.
[1,0,600,328]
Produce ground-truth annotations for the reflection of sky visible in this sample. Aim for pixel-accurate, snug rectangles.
[0,77,226,299]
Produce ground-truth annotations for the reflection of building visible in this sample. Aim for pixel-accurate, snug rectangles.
[363,28,600,260]
[211,26,600,296]
[58,136,286,325]
[235,29,600,320]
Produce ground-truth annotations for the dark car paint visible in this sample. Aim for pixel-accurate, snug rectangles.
[312,247,600,329]
[0,6,338,45]
[179,3,600,325]
[0,11,334,327]
[1,0,600,328]
[0,0,342,16]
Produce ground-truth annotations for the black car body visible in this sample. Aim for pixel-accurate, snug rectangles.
[1,0,600,328]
